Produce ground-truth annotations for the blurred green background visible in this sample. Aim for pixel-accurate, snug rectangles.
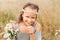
[0,0,60,40]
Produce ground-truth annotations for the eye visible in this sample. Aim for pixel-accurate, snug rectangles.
[26,16,29,18]
[31,17,36,19]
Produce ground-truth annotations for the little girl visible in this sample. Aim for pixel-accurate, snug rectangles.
[4,3,41,40]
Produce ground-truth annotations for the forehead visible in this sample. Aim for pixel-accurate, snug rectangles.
[23,7,37,17]
[23,12,37,17]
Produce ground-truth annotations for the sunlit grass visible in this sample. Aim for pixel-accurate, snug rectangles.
[0,9,16,40]
[0,0,60,40]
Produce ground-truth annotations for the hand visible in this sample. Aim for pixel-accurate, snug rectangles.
[27,26,35,34]
[19,26,35,34]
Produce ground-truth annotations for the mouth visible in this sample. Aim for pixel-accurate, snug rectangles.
[26,22,34,26]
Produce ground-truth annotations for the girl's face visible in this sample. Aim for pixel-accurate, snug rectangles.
[22,7,37,26]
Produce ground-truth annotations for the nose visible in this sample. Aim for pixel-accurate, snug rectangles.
[28,18,32,22]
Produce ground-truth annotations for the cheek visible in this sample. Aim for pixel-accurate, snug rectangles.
[32,19,36,22]
[23,17,27,21]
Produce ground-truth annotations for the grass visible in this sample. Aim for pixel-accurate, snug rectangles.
[0,0,60,40]
[0,10,60,40]
[0,9,15,40]
[0,9,60,40]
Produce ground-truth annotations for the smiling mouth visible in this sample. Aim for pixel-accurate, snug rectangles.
[26,22,34,26]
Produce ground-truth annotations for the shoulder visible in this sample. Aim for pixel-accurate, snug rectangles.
[35,21,41,32]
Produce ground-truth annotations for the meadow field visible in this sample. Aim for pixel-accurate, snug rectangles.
[0,0,60,40]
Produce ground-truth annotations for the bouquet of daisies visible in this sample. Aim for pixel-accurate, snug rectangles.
[3,21,19,40]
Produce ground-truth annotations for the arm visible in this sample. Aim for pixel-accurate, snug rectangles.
[27,26,36,40]
[30,33,36,40]
[30,22,41,40]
